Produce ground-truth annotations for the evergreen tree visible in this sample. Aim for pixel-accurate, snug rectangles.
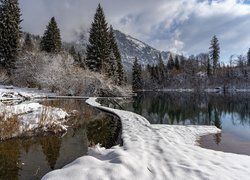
[132,57,143,91]
[40,17,62,53]
[23,33,33,51]
[174,55,180,70]
[158,54,166,83]
[247,48,250,66]
[109,25,124,85]
[180,54,185,69]
[69,45,78,62]
[0,0,22,73]
[86,4,110,73]
[209,35,220,74]
[78,52,86,69]
[167,54,174,70]
[207,57,212,76]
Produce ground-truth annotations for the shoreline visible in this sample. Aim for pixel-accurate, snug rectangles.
[43,98,250,180]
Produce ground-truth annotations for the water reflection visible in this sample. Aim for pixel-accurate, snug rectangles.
[121,92,250,150]
[0,99,121,180]
[125,92,250,127]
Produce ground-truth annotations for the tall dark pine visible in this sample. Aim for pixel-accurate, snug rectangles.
[109,26,124,85]
[0,0,22,73]
[207,57,212,76]
[23,33,33,51]
[69,46,78,62]
[40,17,62,53]
[167,54,175,70]
[209,35,220,74]
[86,4,110,73]
[132,57,143,91]
[174,55,180,70]
[247,48,250,66]
[158,54,166,83]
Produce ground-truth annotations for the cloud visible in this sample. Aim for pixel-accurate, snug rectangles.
[19,0,250,62]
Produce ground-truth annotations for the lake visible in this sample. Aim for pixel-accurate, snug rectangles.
[0,99,121,180]
[120,91,250,156]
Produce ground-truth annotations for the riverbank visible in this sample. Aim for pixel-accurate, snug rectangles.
[0,86,70,140]
[43,98,250,180]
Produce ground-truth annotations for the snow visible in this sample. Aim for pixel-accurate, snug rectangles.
[0,85,68,139]
[42,98,250,180]
[0,85,54,101]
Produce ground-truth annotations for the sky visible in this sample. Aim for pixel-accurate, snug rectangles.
[19,0,250,62]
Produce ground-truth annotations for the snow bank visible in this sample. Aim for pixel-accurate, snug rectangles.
[0,102,68,140]
[0,85,53,101]
[43,98,250,180]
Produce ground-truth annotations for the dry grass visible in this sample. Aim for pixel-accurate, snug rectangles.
[40,103,50,126]
[0,113,20,140]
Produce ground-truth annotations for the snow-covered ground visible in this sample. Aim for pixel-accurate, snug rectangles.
[0,86,69,140]
[0,85,54,102]
[0,101,69,140]
[43,98,250,180]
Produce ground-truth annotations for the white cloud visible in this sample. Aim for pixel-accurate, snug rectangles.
[19,0,250,62]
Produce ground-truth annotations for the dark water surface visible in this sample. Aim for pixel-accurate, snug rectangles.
[119,92,250,156]
[0,99,121,180]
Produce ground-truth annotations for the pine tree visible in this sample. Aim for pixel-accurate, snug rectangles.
[167,54,174,70]
[158,54,166,83]
[0,0,22,73]
[40,17,62,53]
[23,33,33,51]
[78,52,86,69]
[174,55,180,70]
[209,35,220,74]
[86,4,110,73]
[69,45,78,62]
[109,25,124,85]
[207,57,212,76]
[247,48,250,66]
[132,57,143,91]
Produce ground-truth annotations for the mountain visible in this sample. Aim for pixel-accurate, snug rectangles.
[114,30,172,70]
[67,30,177,71]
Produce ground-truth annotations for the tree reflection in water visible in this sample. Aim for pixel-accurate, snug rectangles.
[0,99,122,180]
[126,92,250,127]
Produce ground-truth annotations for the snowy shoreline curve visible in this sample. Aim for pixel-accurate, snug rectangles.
[43,97,250,180]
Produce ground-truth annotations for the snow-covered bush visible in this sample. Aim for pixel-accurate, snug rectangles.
[13,51,131,96]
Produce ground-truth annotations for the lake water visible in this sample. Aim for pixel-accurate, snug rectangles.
[0,99,121,180]
[120,92,250,156]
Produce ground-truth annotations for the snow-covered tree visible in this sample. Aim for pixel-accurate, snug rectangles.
[247,48,250,66]
[86,4,110,73]
[209,35,220,74]
[69,45,78,62]
[23,33,33,51]
[40,17,62,53]
[132,57,143,91]
[0,0,22,73]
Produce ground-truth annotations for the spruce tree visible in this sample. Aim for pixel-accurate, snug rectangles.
[174,55,180,70]
[23,33,33,51]
[69,45,78,62]
[158,54,165,83]
[167,54,175,70]
[86,4,110,73]
[209,35,220,74]
[109,26,124,85]
[247,48,250,66]
[207,57,212,76]
[0,0,22,73]
[78,52,85,69]
[132,57,143,91]
[40,17,62,53]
